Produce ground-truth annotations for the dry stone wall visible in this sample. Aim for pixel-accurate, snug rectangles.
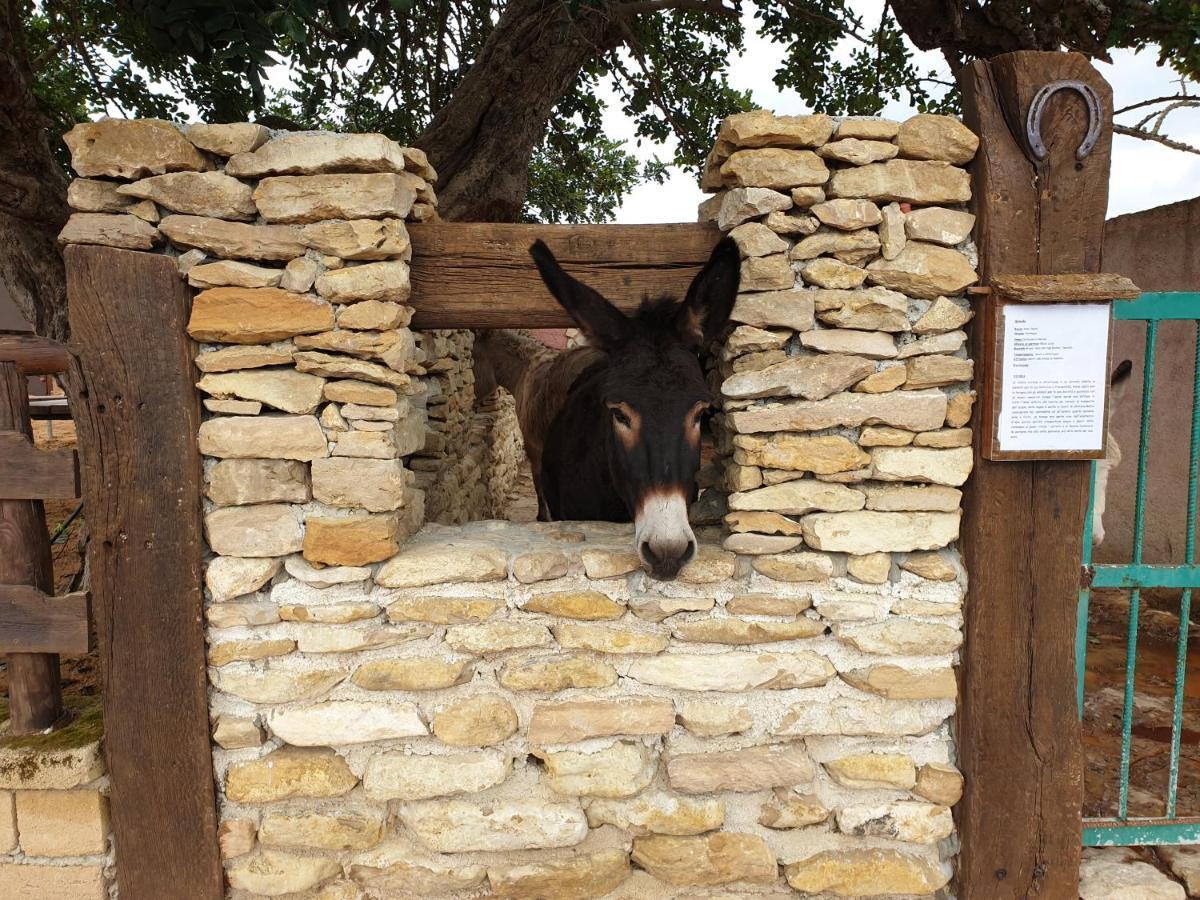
[57,111,977,898]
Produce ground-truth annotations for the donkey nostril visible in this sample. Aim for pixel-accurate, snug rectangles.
[640,541,660,565]
[683,540,696,562]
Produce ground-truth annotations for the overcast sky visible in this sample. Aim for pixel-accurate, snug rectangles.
[609,4,1200,224]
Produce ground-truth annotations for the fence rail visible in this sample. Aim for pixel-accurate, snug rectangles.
[1078,290,1200,846]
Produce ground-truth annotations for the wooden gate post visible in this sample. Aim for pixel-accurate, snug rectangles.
[67,245,223,899]
[0,361,63,733]
[956,51,1113,897]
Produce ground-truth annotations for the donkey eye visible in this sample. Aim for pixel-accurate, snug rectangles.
[611,408,632,428]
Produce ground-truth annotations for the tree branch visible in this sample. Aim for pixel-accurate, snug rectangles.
[1114,124,1200,156]
[1116,94,1195,115]
[615,0,738,18]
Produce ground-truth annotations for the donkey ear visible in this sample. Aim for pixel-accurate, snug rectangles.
[530,240,632,349]
[676,237,740,349]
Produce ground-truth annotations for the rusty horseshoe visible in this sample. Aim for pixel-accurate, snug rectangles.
[1025,79,1103,161]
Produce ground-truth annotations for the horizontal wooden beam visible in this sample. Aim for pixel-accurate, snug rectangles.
[0,585,91,655]
[0,431,80,499]
[0,332,71,375]
[407,222,721,329]
[986,272,1140,303]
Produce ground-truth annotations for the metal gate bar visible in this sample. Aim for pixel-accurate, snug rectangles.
[1078,291,1200,846]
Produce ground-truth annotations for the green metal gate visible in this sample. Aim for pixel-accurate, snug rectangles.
[1077,291,1200,846]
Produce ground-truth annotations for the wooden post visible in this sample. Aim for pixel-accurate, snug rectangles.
[0,361,63,733]
[67,245,223,899]
[956,51,1112,897]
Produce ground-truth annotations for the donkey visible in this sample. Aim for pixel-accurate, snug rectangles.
[473,237,739,579]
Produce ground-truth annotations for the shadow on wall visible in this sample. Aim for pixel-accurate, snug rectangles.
[1099,196,1200,565]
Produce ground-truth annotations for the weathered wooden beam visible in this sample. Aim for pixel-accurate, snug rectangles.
[0,361,63,733]
[0,331,71,375]
[956,50,1108,898]
[0,585,90,655]
[407,222,721,329]
[66,244,223,900]
[988,272,1140,303]
[0,431,80,499]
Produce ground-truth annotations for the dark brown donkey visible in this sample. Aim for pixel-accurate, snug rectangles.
[474,238,739,579]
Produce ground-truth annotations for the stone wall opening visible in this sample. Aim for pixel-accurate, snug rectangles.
[53,110,980,898]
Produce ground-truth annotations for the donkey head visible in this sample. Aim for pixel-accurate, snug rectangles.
[530,237,739,579]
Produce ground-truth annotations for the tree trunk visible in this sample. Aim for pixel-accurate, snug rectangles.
[0,0,70,341]
[416,0,625,222]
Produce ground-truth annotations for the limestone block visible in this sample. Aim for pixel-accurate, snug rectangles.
[816,288,910,332]
[524,590,623,620]
[905,206,975,245]
[225,747,357,803]
[186,122,269,156]
[759,788,831,829]
[197,369,325,415]
[188,260,282,289]
[279,601,378,624]
[867,242,977,299]
[210,666,344,704]
[400,799,588,853]
[721,148,828,189]
[723,354,874,402]
[209,638,294,666]
[58,212,161,250]
[672,617,823,643]
[880,201,906,259]
[901,550,959,580]
[723,324,789,357]
[488,850,631,900]
[1079,848,1186,900]
[864,483,962,512]
[718,110,834,149]
[726,594,811,615]
[294,624,429,653]
[218,818,256,858]
[897,113,979,163]
[537,742,657,798]
[801,510,961,553]
[818,138,899,165]
[0,792,13,854]
[303,514,401,566]
[837,619,962,656]
[740,254,795,291]
[350,858,485,896]
[353,657,471,691]
[188,287,333,344]
[386,595,502,624]
[725,511,805,535]
[376,539,509,587]
[784,848,950,896]
[0,864,106,899]
[65,119,210,178]
[728,221,789,257]
[68,177,156,215]
[1160,848,1200,898]
[314,260,412,303]
[914,427,971,448]
[717,188,792,230]
[729,479,864,515]
[206,458,310,506]
[914,762,964,805]
[790,185,826,206]
[628,651,834,692]
[668,743,814,793]
[227,850,342,896]
[730,290,814,331]
[254,173,417,223]
[676,702,754,737]
[904,354,974,389]
[258,811,383,851]
[912,296,973,334]
[431,694,517,747]
[118,171,255,219]
[824,752,916,789]
[205,556,280,602]
[631,833,777,886]
[266,701,425,745]
[498,654,617,691]
[159,214,305,260]
[225,132,413,177]
[195,343,295,373]
[212,715,263,749]
[300,218,411,259]
[511,549,571,584]
[310,457,408,511]
[206,601,279,628]
[897,329,967,358]
[798,329,896,358]
[870,446,973,486]
[842,665,956,700]
[847,551,891,584]
[205,504,302,557]
[528,698,675,744]
[446,622,552,655]
[14,789,108,857]
[279,256,319,292]
[337,300,411,332]
[363,751,509,800]
[776,696,951,737]
[791,227,880,261]
[828,159,971,204]
[553,623,669,654]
